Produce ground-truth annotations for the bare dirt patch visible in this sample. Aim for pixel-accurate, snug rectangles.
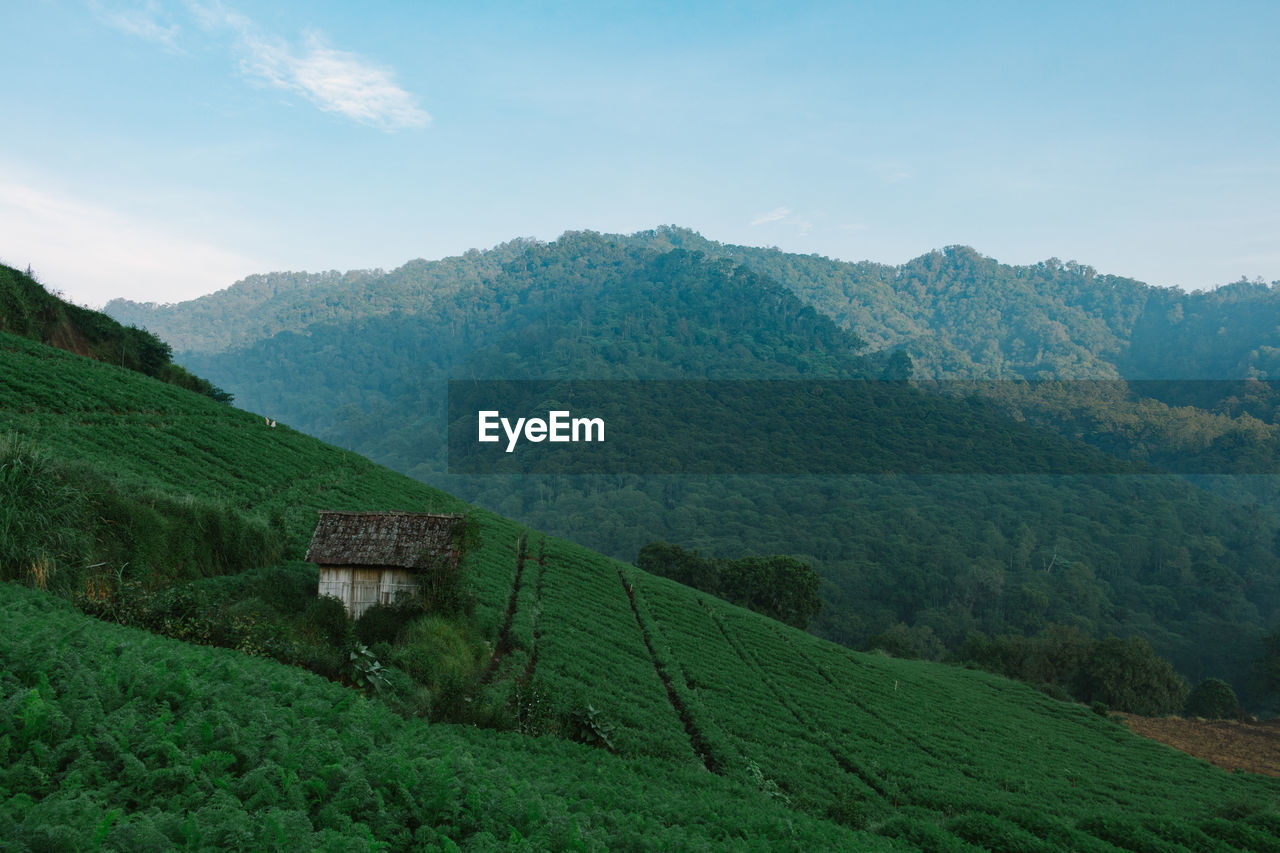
[1120,713,1280,777]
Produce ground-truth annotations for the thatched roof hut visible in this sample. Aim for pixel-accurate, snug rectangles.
[306,511,464,618]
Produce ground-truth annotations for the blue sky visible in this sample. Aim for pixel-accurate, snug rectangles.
[2,1,1278,306]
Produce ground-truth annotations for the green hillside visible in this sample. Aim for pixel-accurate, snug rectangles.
[6,299,1280,847]
[130,234,1280,698]
[1,263,231,403]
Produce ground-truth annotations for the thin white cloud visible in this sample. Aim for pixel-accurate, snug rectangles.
[185,2,430,130]
[751,206,791,226]
[96,1,430,130]
[750,206,812,235]
[0,177,263,307]
[241,32,431,130]
[91,0,182,51]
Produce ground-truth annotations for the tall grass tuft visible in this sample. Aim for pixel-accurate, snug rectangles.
[393,615,488,718]
[0,436,90,591]
[2,433,286,595]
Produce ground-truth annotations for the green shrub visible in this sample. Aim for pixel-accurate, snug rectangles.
[510,678,554,736]
[636,542,822,628]
[864,622,945,661]
[343,643,391,694]
[191,562,317,615]
[392,616,486,719]
[1185,678,1242,719]
[416,563,474,618]
[355,601,420,647]
[299,595,350,648]
[377,666,433,718]
[564,703,617,752]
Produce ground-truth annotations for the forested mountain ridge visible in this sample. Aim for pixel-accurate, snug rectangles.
[178,239,899,468]
[614,230,1280,480]
[626,229,1148,380]
[110,232,1280,705]
[109,225,1280,383]
[107,230,1280,479]
[622,227,1280,382]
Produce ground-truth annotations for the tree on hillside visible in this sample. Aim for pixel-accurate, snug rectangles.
[1076,635,1189,716]
[1184,678,1242,719]
[1250,629,1280,704]
[637,542,822,629]
[879,349,914,380]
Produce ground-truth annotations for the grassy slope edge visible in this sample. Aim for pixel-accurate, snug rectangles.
[0,263,231,403]
[3,330,1280,850]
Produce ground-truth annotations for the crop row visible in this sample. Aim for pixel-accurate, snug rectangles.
[626,570,873,815]
[477,531,542,700]
[529,539,692,761]
[695,599,899,805]
[716,603,1280,848]
[506,535,542,658]
[712,603,990,807]
[617,567,730,774]
[614,570,1280,849]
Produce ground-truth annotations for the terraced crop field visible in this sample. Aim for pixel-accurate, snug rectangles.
[5,330,1280,849]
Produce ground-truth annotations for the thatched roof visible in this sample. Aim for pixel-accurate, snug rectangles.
[305,511,464,570]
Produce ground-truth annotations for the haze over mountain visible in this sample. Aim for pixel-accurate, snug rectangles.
[106,231,1280,702]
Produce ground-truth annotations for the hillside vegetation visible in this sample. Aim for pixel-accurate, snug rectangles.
[1,264,231,402]
[103,240,537,355]
[121,233,1280,701]
[6,320,1280,847]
